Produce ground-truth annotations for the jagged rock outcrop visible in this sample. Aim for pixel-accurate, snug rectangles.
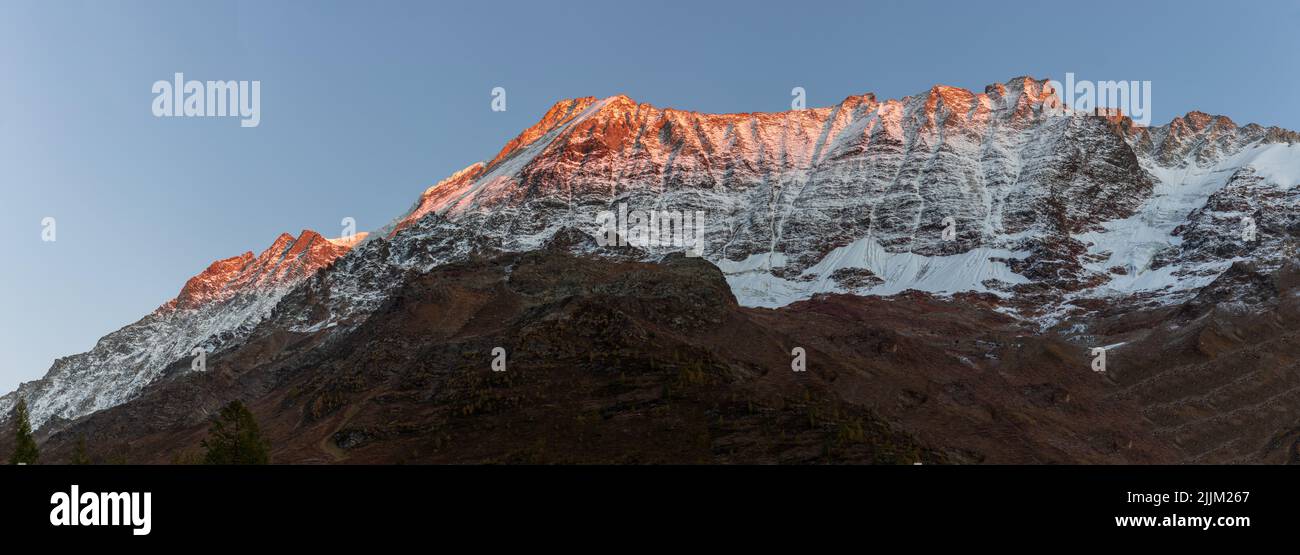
[383,77,1298,318]
[0,230,362,429]
[6,75,1300,437]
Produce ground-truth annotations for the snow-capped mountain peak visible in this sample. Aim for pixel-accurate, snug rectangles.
[0,228,360,429]
[7,75,1300,434]
[166,230,352,311]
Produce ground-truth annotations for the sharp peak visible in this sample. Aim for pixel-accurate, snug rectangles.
[203,230,334,273]
[541,94,632,108]
[474,76,1061,179]
[1165,111,1300,140]
[278,228,322,240]
[167,228,360,312]
[265,230,313,251]
[1170,110,1236,127]
[534,76,1057,119]
[267,229,353,249]
[293,229,325,242]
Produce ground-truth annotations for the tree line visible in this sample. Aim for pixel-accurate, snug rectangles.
[7,399,270,465]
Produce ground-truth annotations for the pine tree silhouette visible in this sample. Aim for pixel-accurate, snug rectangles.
[9,399,39,465]
[71,435,92,465]
[201,400,270,464]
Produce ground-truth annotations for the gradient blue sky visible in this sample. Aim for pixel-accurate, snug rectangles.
[2,0,1298,392]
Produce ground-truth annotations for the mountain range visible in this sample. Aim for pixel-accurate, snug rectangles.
[5,76,1300,464]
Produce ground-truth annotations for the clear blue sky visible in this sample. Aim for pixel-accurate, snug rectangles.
[2,0,1298,393]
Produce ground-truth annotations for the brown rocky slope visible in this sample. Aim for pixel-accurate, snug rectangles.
[12,248,1186,464]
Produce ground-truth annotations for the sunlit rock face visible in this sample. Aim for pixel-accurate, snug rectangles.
[0,230,360,430]
[391,77,1300,316]
[6,75,1300,432]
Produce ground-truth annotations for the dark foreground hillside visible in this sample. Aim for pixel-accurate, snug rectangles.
[10,250,1299,464]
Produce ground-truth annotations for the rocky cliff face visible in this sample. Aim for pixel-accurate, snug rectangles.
[0,230,362,430]
[20,251,1179,464]
[6,75,1300,441]
[379,77,1298,320]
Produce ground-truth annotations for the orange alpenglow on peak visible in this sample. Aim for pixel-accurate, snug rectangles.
[165,229,361,311]
[384,76,1124,232]
[486,97,602,169]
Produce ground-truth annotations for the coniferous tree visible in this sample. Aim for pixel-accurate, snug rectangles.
[71,435,92,465]
[169,448,203,465]
[9,399,39,465]
[201,400,270,464]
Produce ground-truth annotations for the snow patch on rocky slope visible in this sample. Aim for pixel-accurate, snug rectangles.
[8,76,1300,432]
